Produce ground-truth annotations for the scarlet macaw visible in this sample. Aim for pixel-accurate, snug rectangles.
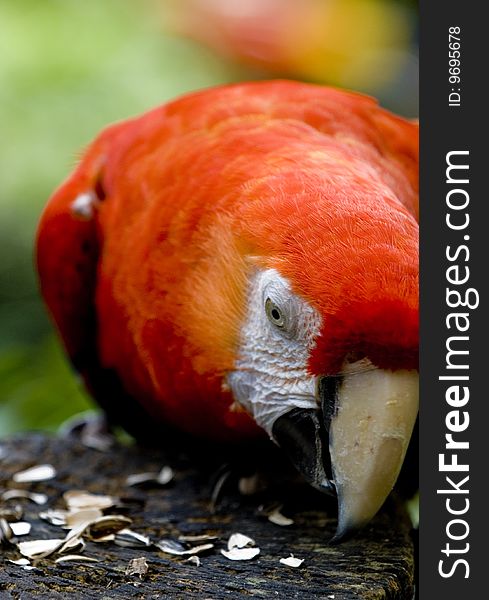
[37,81,418,539]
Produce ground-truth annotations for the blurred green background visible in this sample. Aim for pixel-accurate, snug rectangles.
[0,0,418,436]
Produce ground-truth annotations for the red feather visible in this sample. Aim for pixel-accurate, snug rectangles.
[37,81,418,441]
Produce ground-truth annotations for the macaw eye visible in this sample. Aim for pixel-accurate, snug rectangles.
[265,297,285,328]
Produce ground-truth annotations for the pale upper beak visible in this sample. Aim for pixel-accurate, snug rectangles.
[272,365,419,541]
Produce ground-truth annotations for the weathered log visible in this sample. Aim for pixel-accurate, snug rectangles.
[0,433,415,599]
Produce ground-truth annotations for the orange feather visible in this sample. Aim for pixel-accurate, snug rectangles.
[37,81,418,441]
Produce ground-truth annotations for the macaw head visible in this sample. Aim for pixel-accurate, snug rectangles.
[222,130,418,540]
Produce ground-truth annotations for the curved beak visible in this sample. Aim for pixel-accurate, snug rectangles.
[271,367,418,541]
[330,368,418,540]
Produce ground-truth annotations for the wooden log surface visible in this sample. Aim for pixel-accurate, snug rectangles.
[0,432,415,599]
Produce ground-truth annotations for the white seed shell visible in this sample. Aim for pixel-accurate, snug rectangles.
[267,508,294,527]
[114,528,151,548]
[2,490,48,505]
[63,490,116,511]
[55,554,99,564]
[13,464,57,483]
[39,509,69,526]
[9,522,31,536]
[156,539,214,556]
[64,508,103,529]
[221,547,260,561]
[279,555,304,568]
[125,466,174,487]
[227,532,255,551]
[8,558,31,566]
[18,538,65,558]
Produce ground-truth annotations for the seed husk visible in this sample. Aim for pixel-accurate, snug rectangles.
[155,538,214,556]
[64,508,103,529]
[178,533,218,543]
[85,515,132,540]
[186,556,201,566]
[279,555,304,568]
[221,547,260,561]
[18,538,65,558]
[9,522,31,536]
[267,507,294,527]
[39,509,68,526]
[2,490,48,505]
[238,473,267,495]
[227,533,255,551]
[126,466,174,487]
[0,518,14,545]
[114,528,151,548]
[63,490,116,511]
[91,534,115,543]
[8,558,31,566]
[55,554,99,564]
[0,505,23,521]
[12,464,56,483]
[58,536,86,554]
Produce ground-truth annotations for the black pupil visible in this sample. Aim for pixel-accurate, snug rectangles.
[271,308,281,321]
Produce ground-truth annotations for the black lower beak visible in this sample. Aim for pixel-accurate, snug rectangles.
[272,408,334,495]
[271,376,339,497]
[271,370,418,542]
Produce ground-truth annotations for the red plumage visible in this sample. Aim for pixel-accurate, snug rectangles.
[37,81,418,442]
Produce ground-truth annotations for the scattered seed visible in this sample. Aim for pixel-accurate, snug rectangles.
[12,464,57,483]
[227,533,255,551]
[267,507,294,527]
[114,528,151,548]
[80,429,114,453]
[156,538,214,556]
[63,490,116,511]
[0,505,23,521]
[8,558,31,566]
[221,547,260,561]
[53,521,93,557]
[2,490,48,505]
[18,538,66,559]
[10,522,31,536]
[125,473,156,487]
[279,555,304,568]
[39,509,68,526]
[186,556,201,566]
[7,557,37,571]
[221,532,259,561]
[58,536,86,555]
[238,473,267,495]
[155,538,187,555]
[178,533,218,543]
[90,534,115,543]
[0,518,14,545]
[125,556,148,578]
[64,508,103,529]
[181,543,214,556]
[55,554,99,564]
[125,466,174,487]
[85,515,132,540]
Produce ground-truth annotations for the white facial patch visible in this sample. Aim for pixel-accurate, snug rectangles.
[227,268,322,437]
